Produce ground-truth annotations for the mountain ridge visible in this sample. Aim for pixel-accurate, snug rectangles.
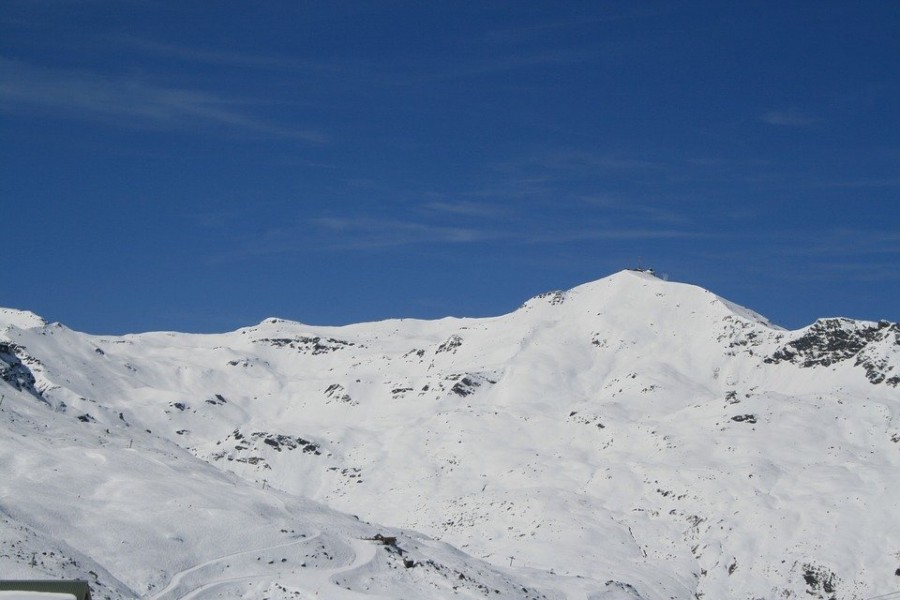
[1,270,898,599]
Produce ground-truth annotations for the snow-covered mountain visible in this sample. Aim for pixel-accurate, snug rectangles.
[2,270,898,600]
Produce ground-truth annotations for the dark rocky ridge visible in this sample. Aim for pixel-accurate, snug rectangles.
[765,318,900,386]
[0,342,42,399]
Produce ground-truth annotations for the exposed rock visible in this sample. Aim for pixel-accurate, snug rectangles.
[765,318,900,385]
[255,336,355,355]
[0,342,43,399]
[436,335,463,354]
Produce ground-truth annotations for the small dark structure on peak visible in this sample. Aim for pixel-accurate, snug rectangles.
[627,266,668,280]
[0,580,92,600]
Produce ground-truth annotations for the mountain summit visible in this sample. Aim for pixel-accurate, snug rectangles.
[1,271,898,599]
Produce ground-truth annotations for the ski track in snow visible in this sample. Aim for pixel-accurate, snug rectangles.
[156,536,378,600]
[148,533,322,600]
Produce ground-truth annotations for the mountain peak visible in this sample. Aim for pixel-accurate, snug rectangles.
[541,269,776,330]
[0,307,48,331]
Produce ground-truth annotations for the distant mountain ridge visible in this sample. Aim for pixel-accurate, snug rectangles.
[1,270,898,600]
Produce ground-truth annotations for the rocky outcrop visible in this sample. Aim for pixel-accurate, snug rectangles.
[765,318,900,385]
[0,342,43,399]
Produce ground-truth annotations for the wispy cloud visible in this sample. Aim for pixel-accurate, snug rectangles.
[429,49,596,80]
[479,9,673,46]
[801,261,900,283]
[0,57,326,141]
[698,227,900,285]
[811,177,900,189]
[200,198,709,266]
[761,110,818,127]
[804,229,900,258]
[487,150,663,187]
[205,216,510,262]
[112,36,351,76]
[114,37,296,70]
[185,207,260,229]
[312,214,702,250]
[535,150,661,171]
[119,36,582,90]
[579,196,692,225]
[311,217,505,249]
[524,227,702,244]
[420,200,504,218]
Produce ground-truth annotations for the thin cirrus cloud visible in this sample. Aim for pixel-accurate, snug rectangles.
[579,196,693,225]
[0,57,325,142]
[427,49,596,81]
[709,228,900,283]
[311,217,505,249]
[199,208,703,265]
[805,261,900,282]
[524,150,662,172]
[721,227,900,258]
[811,177,900,189]
[760,110,818,127]
[805,229,900,258]
[206,217,510,263]
[113,36,355,77]
[523,226,702,245]
[420,200,506,218]
[117,37,589,91]
[312,215,700,249]
[487,151,665,186]
[114,36,301,70]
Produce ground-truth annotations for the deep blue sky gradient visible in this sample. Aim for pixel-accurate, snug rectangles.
[2,2,899,333]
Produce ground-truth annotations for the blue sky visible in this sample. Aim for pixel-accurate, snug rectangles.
[2,2,898,334]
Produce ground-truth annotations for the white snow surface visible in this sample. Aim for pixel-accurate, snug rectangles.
[1,270,899,599]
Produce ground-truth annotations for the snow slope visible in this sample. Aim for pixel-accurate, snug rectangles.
[2,270,899,599]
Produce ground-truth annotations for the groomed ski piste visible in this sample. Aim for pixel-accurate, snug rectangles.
[2,270,899,599]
